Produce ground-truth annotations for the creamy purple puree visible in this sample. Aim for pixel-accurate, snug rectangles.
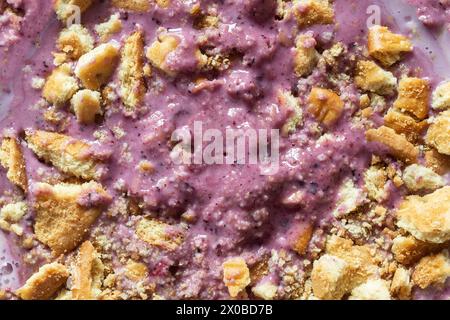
[0,0,449,300]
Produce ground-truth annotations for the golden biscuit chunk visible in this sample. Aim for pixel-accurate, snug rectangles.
[0,137,28,191]
[383,109,428,143]
[412,251,450,289]
[355,60,397,95]
[57,24,94,60]
[16,262,69,300]
[308,87,344,126]
[146,35,180,76]
[75,42,120,90]
[311,254,352,300]
[54,0,93,22]
[368,25,413,67]
[71,241,105,300]
[348,279,391,300]
[26,130,103,180]
[278,90,303,136]
[95,14,122,42]
[332,179,366,218]
[402,164,444,192]
[71,89,102,124]
[136,218,185,251]
[291,223,314,255]
[366,126,419,164]
[222,257,251,298]
[119,30,146,111]
[125,260,148,281]
[391,235,443,266]
[425,148,450,175]
[426,109,450,155]
[432,81,450,110]
[393,77,430,120]
[293,0,335,27]
[293,33,319,77]
[390,267,412,300]
[251,281,278,300]
[364,166,387,202]
[396,186,450,244]
[33,182,111,255]
[111,0,150,12]
[42,64,79,105]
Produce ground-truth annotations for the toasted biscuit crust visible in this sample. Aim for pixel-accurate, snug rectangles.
[125,260,148,281]
[402,164,444,192]
[42,64,79,105]
[75,42,120,90]
[311,254,351,300]
[426,110,450,155]
[364,166,388,202]
[95,14,123,41]
[112,0,150,12]
[393,77,430,120]
[366,126,419,164]
[368,25,413,66]
[26,130,102,180]
[33,182,111,255]
[0,137,28,191]
[412,252,450,289]
[57,24,94,60]
[432,81,450,110]
[293,33,319,77]
[16,262,69,300]
[72,241,105,299]
[383,109,427,143]
[348,279,391,300]
[396,186,450,244]
[136,218,185,251]
[308,87,344,126]
[54,0,93,22]
[390,267,412,300]
[293,0,335,27]
[425,149,450,175]
[391,235,443,266]
[355,60,397,95]
[71,89,102,124]
[119,30,146,111]
[146,35,180,76]
[222,257,251,298]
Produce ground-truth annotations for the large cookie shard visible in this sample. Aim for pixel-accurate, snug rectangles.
[412,251,450,289]
[0,137,28,191]
[396,186,450,244]
[33,182,111,255]
[25,130,104,180]
[308,87,344,126]
[71,241,105,300]
[426,109,450,156]
[119,30,146,111]
[16,262,69,300]
[393,77,430,120]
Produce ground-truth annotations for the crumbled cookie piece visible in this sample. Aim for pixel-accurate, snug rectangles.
[251,281,278,300]
[146,35,180,76]
[293,33,319,77]
[366,126,419,164]
[33,182,111,255]
[425,149,450,175]
[393,77,430,120]
[71,241,105,300]
[125,260,148,281]
[111,0,151,12]
[222,257,251,298]
[348,279,391,300]
[396,186,450,244]
[54,0,93,22]
[293,0,335,27]
[355,60,397,95]
[57,24,94,60]
[390,267,412,300]
[0,137,28,191]
[368,25,413,67]
[426,109,450,155]
[412,251,450,289]
[311,254,352,300]
[75,42,120,90]
[432,81,450,110]
[71,89,102,124]
[308,87,344,126]
[119,30,146,111]
[402,164,444,192]
[364,166,388,202]
[26,130,104,180]
[332,179,366,218]
[95,14,122,42]
[291,223,314,255]
[16,262,69,300]
[0,201,27,235]
[383,109,427,143]
[43,64,79,105]
[278,90,303,136]
[136,218,185,251]
[391,235,439,266]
